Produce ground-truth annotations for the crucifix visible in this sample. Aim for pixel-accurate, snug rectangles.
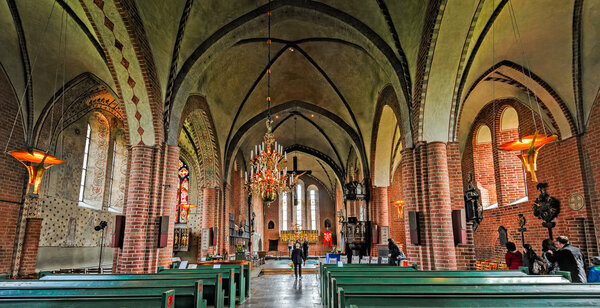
[286,156,312,178]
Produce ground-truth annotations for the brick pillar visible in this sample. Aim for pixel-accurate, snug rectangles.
[373,186,389,227]
[401,148,420,266]
[18,218,42,276]
[426,142,457,270]
[158,145,180,268]
[447,142,475,270]
[200,187,216,258]
[117,145,155,274]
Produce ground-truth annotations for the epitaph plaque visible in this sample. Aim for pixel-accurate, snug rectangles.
[201,228,210,251]
[380,226,390,243]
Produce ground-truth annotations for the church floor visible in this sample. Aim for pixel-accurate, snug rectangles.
[239,274,322,308]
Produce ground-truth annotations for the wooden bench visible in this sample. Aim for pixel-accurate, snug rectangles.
[157,269,237,306]
[336,284,600,307]
[0,283,176,308]
[162,265,249,303]
[38,275,216,308]
[320,265,417,300]
[195,260,252,300]
[328,275,570,308]
[322,270,528,308]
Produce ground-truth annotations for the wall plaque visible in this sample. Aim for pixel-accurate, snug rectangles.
[201,228,210,251]
[568,193,585,211]
[380,226,390,243]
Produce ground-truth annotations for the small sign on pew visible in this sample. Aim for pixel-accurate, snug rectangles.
[340,256,348,264]
[381,257,389,264]
[337,261,344,267]
[213,264,221,269]
[360,257,369,264]
[352,256,359,264]
[187,264,197,269]
[179,261,188,269]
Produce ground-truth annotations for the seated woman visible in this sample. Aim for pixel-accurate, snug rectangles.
[505,242,523,270]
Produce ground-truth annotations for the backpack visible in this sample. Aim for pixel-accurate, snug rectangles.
[531,258,546,275]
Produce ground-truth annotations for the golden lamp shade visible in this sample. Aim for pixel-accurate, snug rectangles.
[9,150,65,195]
[498,133,557,183]
[261,188,277,203]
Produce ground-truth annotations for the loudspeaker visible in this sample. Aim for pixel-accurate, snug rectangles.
[112,215,125,248]
[452,209,467,245]
[348,216,358,223]
[408,211,420,245]
[158,215,169,248]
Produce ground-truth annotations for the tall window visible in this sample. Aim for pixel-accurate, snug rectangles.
[107,140,117,207]
[282,191,288,230]
[296,181,303,229]
[177,159,190,223]
[78,124,91,202]
[310,190,316,230]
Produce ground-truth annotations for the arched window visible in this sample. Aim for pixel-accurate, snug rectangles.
[307,185,319,230]
[498,106,527,204]
[295,180,304,229]
[473,125,497,209]
[177,159,190,223]
[268,221,275,229]
[78,124,91,202]
[78,112,110,210]
[280,191,288,230]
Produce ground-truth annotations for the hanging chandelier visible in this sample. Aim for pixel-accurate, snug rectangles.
[9,150,64,195]
[244,1,291,203]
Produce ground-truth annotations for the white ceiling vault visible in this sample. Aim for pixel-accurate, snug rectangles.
[1,0,596,186]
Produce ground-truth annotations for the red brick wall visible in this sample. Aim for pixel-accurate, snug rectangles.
[0,69,26,275]
[158,145,180,267]
[462,100,597,264]
[19,218,42,276]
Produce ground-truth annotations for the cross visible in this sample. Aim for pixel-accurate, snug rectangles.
[286,156,311,177]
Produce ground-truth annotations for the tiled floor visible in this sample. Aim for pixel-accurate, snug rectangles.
[239,274,322,308]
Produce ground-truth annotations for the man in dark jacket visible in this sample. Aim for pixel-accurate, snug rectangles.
[546,236,587,282]
[302,239,309,265]
[291,243,305,279]
[387,238,400,265]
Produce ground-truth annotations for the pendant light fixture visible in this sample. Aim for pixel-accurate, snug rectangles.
[495,0,557,182]
[245,0,291,204]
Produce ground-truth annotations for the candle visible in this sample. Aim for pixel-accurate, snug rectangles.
[245,171,247,182]
[250,150,253,160]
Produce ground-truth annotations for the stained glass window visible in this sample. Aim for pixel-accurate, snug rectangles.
[177,159,190,223]
[310,189,317,230]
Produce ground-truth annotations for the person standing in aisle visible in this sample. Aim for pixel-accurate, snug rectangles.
[291,243,305,279]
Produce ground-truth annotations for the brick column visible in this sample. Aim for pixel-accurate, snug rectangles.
[200,187,216,258]
[117,145,155,273]
[18,218,42,277]
[158,145,180,268]
[426,142,458,270]
[373,186,389,228]
[401,148,420,266]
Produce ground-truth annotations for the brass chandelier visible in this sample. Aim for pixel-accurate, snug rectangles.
[244,1,292,203]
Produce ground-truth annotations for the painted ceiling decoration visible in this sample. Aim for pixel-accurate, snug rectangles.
[1,0,596,189]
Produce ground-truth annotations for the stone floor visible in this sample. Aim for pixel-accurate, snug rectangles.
[239,274,322,308]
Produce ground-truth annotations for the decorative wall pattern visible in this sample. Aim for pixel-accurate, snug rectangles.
[85,112,110,207]
[39,196,115,247]
[183,110,220,188]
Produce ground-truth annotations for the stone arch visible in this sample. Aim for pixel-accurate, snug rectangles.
[177,95,222,189]
[455,61,576,151]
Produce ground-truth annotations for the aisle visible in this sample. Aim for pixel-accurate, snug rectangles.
[239,274,321,308]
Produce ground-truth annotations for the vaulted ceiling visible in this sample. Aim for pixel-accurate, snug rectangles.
[1,0,597,186]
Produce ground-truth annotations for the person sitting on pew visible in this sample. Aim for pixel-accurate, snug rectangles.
[542,239,559,274]
[546,236,587,283]
[588,256,600,282]
[387,238,406,266]
[505,242,523,270]
[523,244,545,275]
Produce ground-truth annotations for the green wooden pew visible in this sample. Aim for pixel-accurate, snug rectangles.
[319,264,417,299]
[320,265,417,302]
[194,263,251,300]
[157,269,237,306]
[0,283,176,308]
[40,274,222,308]
[328,275,571,308]
[322,270,529,306]
[161,266,248,304]
[336,284,600,307]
